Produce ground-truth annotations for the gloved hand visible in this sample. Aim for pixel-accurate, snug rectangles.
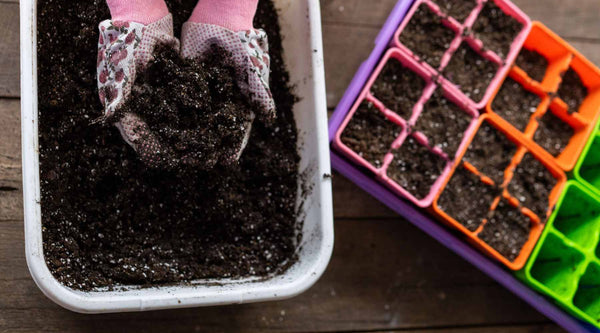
[97,0,275,168]
[97,0,180,167]
[181,0,276,159]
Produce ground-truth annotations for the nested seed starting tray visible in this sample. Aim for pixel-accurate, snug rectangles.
[329,0,600,331]
[520,181,600,326]
[393,0,531,109]
[488,22,600,172]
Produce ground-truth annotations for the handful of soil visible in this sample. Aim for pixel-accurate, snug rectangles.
[118,44,258,170]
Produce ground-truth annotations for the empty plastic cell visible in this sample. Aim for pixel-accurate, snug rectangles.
[573,262,600,324]
[529,232,586,299]
[576,134,600,195]
[552,182,600,251]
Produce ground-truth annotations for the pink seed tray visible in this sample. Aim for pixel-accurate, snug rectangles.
[393,0,532,109]
[332,48,479,208]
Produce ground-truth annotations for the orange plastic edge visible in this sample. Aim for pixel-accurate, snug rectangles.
[485,22,600,172]
[431,113,567,270]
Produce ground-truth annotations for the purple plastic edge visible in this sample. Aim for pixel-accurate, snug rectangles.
[326,1,598,332]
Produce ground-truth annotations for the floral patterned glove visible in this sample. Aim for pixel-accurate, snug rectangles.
[181,24,275,120]
[180,0,276,158]
[97,14,180,166]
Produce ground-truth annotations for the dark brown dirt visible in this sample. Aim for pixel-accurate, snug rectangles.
[491,77,541,131]
[479,199,531,261]
[399,4,456,69]
[557,68,588,113]
[534,111,574,157]
[444,42,498,102]
[38,0,301,290]
[387,136,447,200]
[464,123,516,185]
[516,48,548,82]
[341,100,401,168]
[413,90,472,158]
[120,45,255,170]
[371,58,426,120]
[435,0,477,22]
[438,165,500,232]
[472,0,523,59]
[508,153,557,219]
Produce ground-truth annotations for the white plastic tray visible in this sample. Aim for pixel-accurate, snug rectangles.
[20,0,333,313]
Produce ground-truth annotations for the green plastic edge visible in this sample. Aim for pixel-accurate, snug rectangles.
[574,117,600,197]
[518,181,600,329]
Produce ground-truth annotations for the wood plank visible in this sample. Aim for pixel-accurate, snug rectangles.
[0,99,23,221]
[513,0,600,39]
[321,0,600,37]
[321,0,398,26]
[0,2,19,97]
[0,219,553,332]
[373,325,564,333]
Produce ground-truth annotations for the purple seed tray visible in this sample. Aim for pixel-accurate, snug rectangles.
[328,0,598,331]
[393,0,532,109]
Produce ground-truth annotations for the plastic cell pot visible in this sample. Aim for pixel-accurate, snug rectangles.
[21,0,334,313]
[332,47,479,207]
[575,119,600,197]
[394,0,531,110]
[520,181,600,329]
[514,22,573,92]
[488,22,600,172]
[432,113,567,270]
[391,0,463,71]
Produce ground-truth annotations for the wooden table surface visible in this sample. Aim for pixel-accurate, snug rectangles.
[1,0,599,332]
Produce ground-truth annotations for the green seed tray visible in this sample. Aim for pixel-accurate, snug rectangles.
[519,181,600,328]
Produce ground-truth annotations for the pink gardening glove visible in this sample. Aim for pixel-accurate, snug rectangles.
[97,0,180,166]
[181,0,276,157]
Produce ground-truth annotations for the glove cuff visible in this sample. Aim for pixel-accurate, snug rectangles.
[188,0,259,31]
[106,0,169,25]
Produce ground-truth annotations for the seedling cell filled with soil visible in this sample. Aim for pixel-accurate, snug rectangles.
[508,153,557,219]
[516,48,548,82]
[340,100,402,168]
[399,4,456,69]
[557,68,588,113]
[413,90,473,158]
[491,77,541,131]
[437,165,499,231]
[479,199,531,261]
[463,122,516,185]
[533,111,575,157]
[387,136,447,200]
[472,1,524,59]
[434,0,477,22]
[444,43,499,103]
[370,58,427,120]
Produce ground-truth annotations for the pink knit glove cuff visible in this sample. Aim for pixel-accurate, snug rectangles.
[106,0,169,25]
[181,22,276,121]
[97,15,178,116]
[188,0,258,31]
